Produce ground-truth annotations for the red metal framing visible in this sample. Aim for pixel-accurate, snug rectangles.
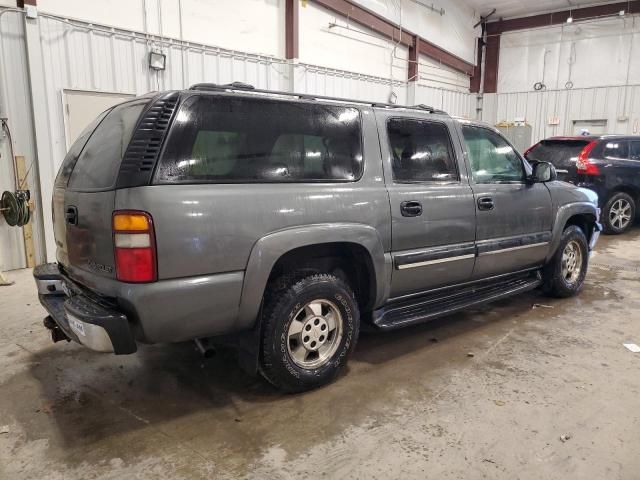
[310,0,475,78]
[285,0,299,59]
[408,34,419,82]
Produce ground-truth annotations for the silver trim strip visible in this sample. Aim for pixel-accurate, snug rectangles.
[397,253,475,270]
[479,242,549,256]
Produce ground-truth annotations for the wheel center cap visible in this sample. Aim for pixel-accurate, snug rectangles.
[301,316,328,351]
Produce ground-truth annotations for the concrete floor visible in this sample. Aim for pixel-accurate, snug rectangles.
[1,230,640,479]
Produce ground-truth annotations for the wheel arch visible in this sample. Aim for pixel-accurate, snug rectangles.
[237,223,390,330]
[546,202,598,262]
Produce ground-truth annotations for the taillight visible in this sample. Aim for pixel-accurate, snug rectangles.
[576,141,600,175]
[112,211,157,283]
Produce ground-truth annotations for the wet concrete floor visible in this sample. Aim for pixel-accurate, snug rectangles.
[1,229,640,479]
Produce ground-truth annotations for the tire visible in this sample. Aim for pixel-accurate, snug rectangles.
[260,273,360,392]
[602,192,636,235]
[543,225,589,298]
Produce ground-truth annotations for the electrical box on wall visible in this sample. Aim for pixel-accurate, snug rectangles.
[496,124,533,154]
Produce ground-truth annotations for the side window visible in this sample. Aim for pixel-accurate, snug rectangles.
[155,96,363,183]
[387,119,458,182]
[630,141,640,161]
[603,140,629,160]
[461,125,524,183]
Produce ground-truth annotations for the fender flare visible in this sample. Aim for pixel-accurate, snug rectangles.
[546,201,598,262]
[237,223,390,329]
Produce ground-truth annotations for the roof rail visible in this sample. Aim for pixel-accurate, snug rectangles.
[188,82,448,115]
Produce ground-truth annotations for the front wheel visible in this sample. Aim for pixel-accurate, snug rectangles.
[260,273,360,392]
[543,225,589,298]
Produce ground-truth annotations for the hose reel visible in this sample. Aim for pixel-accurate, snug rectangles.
[1,190,31,227]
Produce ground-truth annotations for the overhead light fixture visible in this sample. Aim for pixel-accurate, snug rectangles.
[620,10,626,16]
[566,16,573,23]
[149,51,166,71]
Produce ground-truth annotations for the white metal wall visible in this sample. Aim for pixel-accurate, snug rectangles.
[0,9,474,265]
[482,85,640,145]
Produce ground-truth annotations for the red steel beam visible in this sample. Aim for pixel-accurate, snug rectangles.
[469,38,482,93]
[483,34,500,94]
[487,0,640,34]
[310,0,475,76]
[285,0,299,59]
[407,34,419,82]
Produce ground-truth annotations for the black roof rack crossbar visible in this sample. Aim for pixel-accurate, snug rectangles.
[188,82,448,115]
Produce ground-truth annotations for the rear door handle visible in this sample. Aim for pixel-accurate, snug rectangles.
[477,196,494,211]
[400,200,423,217]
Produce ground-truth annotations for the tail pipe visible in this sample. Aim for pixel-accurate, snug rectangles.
[194,338,216,358]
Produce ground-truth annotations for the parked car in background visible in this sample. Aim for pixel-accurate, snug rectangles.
[34,84,601,392]
[525,135,640,234]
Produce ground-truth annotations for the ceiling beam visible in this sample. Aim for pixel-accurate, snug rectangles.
[310,0,475,77]
[487,0,640,34]
[285,0,299,59]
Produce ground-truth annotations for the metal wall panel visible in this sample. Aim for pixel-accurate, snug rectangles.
[482,86,640,145]
[415,84,473,118]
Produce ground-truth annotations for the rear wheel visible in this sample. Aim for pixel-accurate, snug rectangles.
[543,225,589,298]
[260,273,360,392]
[602,192,635,234]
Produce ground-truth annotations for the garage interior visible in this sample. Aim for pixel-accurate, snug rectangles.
[1,0,639,478]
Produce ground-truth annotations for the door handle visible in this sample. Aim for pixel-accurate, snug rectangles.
[400,200,423,217]
[477,196,494,211]
[65,206,78,225]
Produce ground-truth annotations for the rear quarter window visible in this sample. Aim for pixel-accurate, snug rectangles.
[68,99,149,190]
[154,95,363,183]
[526,140,590,168]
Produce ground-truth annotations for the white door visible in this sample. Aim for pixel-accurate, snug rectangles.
[63,90,134,148]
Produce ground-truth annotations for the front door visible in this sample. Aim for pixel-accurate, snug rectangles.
[458,124,553,280]
[377,114,476,298]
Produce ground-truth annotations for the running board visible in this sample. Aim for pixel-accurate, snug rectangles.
[372,272,542,330]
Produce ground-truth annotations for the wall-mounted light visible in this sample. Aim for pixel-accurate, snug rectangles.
[566,16,573,23]
[149,51,166,71]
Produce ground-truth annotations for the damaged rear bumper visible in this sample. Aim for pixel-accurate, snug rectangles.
[33,263,136,354]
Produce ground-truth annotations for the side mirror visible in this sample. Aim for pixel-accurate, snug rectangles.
[532,161,557,183]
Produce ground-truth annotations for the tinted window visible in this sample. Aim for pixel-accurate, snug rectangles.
[602,140,629,160]
[68,100,148,190]
[54,111,109,188]
[526,139,590,168]
[630,141,640,161]
[155,95,363,183]
[387,119,457,182]
[462,125,524,183]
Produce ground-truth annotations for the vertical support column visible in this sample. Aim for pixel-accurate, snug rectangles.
[407,35,419,105]
[483,32,500,94]
[23,4,56,262]
[470,38,483,93]
[285,0,299,93]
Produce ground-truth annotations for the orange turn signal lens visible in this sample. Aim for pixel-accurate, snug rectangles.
[113,213,150,232]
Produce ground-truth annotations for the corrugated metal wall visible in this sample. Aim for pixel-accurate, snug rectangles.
[482,86,640,145]
[0,10,475,266]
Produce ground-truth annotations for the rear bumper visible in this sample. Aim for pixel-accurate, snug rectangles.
[34,264,137,354]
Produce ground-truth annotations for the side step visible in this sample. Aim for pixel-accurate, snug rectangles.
[372,272,542,330]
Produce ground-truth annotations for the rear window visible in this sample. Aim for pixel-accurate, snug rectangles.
[68,99,149,190]
[525,139,590,168]
[154,95,363,183]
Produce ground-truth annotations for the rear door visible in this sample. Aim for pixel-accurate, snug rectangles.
[458,124,552,280]
[54,99,149,288]
[377,113,476,298]
[525,138,591,183]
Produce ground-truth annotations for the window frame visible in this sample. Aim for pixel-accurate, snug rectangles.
[152,93,366,185]
[385,116,461,185]
[460,124,529,185]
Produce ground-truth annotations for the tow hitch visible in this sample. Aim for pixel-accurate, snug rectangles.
[43,316,70,344]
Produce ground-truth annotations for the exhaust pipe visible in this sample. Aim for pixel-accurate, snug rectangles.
[194,338,216,358]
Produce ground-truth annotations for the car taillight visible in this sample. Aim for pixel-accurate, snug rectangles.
[576,141,600,175]
[112,211,157,283]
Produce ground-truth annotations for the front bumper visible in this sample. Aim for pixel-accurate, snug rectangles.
[33,264,136,354]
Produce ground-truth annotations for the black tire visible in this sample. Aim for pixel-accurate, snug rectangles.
[543,225,589,298]
[602,192,636,235]
[260,273,360,393]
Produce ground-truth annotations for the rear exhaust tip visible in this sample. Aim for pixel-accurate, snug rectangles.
[194,338,216,358]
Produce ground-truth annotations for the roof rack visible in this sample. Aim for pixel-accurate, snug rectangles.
[188,82,447,115]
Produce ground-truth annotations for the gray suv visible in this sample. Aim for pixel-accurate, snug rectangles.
[34,83,601,392]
